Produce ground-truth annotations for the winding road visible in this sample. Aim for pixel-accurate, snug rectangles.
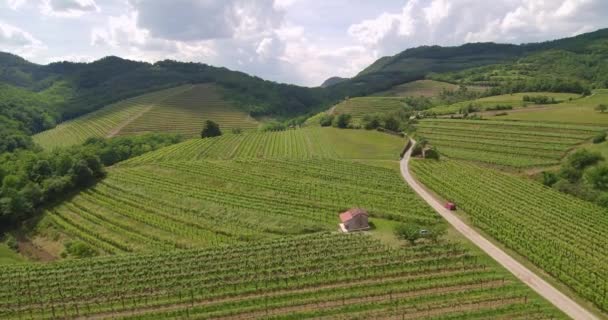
[400,140,598,320]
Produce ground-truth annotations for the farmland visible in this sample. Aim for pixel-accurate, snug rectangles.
[415,119,605,168]
[331,97,407,125]
[32,86,190,149]
[426,92,581,115]
[118,84,259,137]
[375,80,487,98]
[497,90,608,125]
[126,127,405,162]
[32,84,259,149]
[0,233,564,320]
[411,158,608,312]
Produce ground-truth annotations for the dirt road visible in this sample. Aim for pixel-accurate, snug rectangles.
[400,140,598,320]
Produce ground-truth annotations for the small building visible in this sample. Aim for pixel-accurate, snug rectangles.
[339,208,370,233]
[445,202,456,211]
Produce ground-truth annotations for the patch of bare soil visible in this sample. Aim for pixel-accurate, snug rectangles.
[17,237,56,262]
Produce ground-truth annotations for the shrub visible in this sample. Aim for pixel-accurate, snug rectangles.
[259,121,287,132]
[411,144,423,157]
[585,165,608,191]
[394,224,423,244]
[64,241,97,258]
[592,132,606,144]
[565,149,603,170]
[231,128,243,134]
[201,120,222,138]
[425,147,440,160]
[332,114,351,129]
[4,234,18,251]
[541,171,558,187]
[319,114,334,127]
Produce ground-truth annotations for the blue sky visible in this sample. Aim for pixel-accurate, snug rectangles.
[1,0,608,86]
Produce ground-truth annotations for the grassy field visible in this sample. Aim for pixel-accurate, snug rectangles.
[411,158,608,313]
[375,79,487,97]
[0,233,563,320]
[427,92,581,115]
[118,84,258,137]
[32,86,190,149]
[415,119,604,168]
[33,84,259,149]
[126,127,406,162]
[0,244,23,265]
[331,96,407,125]
[497,90,608,125]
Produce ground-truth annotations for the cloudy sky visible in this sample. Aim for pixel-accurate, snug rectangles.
[1,0,608,86]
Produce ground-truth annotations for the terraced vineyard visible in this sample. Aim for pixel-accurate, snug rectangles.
[331,96,406,125]
[426,92,580,115]
[411,159,608,312]
[126,127,405,162]
[374,80,487,98]
[118,84,258,137]
[415,119,605,168]
[32,86,190,149]
[44,157,440,254]
[0,233,564,320]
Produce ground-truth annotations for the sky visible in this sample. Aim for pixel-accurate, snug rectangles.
[1,0,608,87]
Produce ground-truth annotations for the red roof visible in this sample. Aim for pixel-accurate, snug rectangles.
[339,208,368,223]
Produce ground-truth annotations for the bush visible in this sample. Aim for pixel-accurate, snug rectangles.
[64,241,97,258]
[541,171,558,187]
[592,132,606,144]
[585,165,608,191]
[319,114,334,127]
[425,147,440,160]
[332,114,351,129]
[231,128,243,134]
[411,144,423,157]
[4,233,18,250]
[201,120,222,138]
[394,224,423,244]
[565,149,603,170]
[260,121,287,132]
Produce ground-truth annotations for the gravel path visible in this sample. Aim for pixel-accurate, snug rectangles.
[400,139,598,320]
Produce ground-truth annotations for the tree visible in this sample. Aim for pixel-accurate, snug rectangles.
[332,114,351,129]
[383,115,401,132]
[595,104,608,113]
[565,149,603,170]
[394,224,423,245]
[586,165,608,191]
[201,120,222,138]
[319,114,334,127]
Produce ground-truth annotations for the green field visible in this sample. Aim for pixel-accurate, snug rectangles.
[32,84,258,149]
[375,80,487,97]
[415,119,604,168]
[126,127,405,162]
[411,158,608,312]
[498,90,608,125]
[331,96,407,125]
[32,86,190,149]
[0,244,23,265]
[118,84,258,137]
[0,233,563,320]
[427,92,581,115]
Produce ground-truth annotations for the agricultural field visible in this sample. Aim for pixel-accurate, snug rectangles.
[411,159,608,313]
[0,233,563,320]
[497,90,608,125]
[426,92,581,115]
[374,80,487,97]
[126,127,405,163]
[32,86,190,149]
[331,96,407,125]
[41,155,440,255]
[415,119,605,168]
[118,84,258,137]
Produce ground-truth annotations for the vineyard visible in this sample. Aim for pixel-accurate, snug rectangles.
[125,127,405,163]
[43,158,440,254]
[411,158,608,312]
[415,119,605,168]
[331,97,407,125]
[0,233,564,320]
[117,84,258,137]
[427,92,580,115]
[374,80,486,98]
[32,86,190,149]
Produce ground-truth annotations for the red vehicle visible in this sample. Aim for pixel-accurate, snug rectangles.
[445,202,456,211]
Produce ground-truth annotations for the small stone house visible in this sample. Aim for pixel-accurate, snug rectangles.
[339,208,370,233]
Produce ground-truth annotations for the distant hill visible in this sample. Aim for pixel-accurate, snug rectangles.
[320,76,348,88]
[331,28,608,98]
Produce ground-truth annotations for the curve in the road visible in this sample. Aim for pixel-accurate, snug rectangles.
[400,139,598,320]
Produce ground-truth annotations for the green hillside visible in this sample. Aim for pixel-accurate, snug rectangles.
[330,97,407,125]
[374,80,486,97]
[415,119,604,168]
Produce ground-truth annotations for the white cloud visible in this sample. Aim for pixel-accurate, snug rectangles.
[41,0,99,17]
[0,21,45,58]
[7,0,27,10]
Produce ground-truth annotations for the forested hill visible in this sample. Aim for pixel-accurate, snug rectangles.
[0,54,329,153]
[330,28,608,97]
